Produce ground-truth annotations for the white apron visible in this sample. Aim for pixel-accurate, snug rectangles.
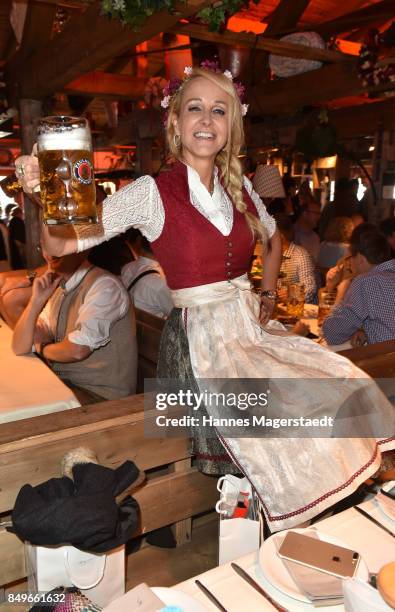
[171,275,395,531]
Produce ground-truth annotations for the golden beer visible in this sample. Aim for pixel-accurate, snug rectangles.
[37,116,97,225]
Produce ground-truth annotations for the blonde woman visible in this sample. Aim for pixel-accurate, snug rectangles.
[16,67,395,532]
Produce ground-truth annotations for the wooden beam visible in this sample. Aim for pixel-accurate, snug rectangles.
[8,0,213,98]
[64,71,147,99]
[19,1,57,57]
[171,23,350,63]
[301,0,395,39]
[264,0,311,37]
[249,60,395,116]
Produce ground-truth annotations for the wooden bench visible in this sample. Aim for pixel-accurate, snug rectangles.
[135,308,165,392]
[0,394,217,587]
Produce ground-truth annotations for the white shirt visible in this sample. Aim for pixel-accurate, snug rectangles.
[121,256,173,318]
[75,164,276,250]
[37,261,130,350]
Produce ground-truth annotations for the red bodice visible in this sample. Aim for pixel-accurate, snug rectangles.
[151,162,257,290]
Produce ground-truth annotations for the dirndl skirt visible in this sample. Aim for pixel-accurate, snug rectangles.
[157,307,240,476]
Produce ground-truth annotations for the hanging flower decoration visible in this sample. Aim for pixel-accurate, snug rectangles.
[357,23,395,89]
[100,0,259,32]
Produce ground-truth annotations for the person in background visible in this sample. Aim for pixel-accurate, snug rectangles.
[323,226,394,346]
[12,249,137,403]
[4,203,16,225]
[325,223,379,303]
[276,214,317,304]
[282,173,298,218]
[122,228,173,318]
[8,205,26,269]
[0,216,10,272]
[319,178,359,240]
[318,216,354,270]
[87,234,133,276]
[380,217,395,257]
[293,200,321,262]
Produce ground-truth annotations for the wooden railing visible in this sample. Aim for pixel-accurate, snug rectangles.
[0,395,217,587]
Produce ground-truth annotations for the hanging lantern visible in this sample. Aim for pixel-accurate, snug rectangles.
[269,32,325,78]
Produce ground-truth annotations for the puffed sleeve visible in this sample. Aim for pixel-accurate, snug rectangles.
[74,175,165,252]
[243,175,277,237]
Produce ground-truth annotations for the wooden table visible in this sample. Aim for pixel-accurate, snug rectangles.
[0,322,80,423]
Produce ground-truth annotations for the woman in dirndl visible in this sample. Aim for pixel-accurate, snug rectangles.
[16,66,395,532]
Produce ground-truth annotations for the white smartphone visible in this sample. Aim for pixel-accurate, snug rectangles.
[278,531,360,579]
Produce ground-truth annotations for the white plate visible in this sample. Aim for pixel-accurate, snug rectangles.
[376,481,395,522]
[152,587,209,612]
[259,528,369,604]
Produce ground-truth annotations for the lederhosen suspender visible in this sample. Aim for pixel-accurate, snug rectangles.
[126,269,159,292]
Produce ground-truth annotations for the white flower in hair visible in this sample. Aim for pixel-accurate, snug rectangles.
[184,66,193,76]
[241,104,249,116]
[223,70,233,81]
[161,95,171,109]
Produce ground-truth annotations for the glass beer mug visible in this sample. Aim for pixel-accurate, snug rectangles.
[37,116,97,224]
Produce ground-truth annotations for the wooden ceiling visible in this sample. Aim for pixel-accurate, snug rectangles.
[1,0,395,144]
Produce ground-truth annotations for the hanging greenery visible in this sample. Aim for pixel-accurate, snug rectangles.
[100,0,258,32]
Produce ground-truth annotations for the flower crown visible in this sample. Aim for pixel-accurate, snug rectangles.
[160,60,249,117]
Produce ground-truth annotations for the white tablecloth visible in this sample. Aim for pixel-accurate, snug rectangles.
[0,322,80,423]
[176,497,395,611]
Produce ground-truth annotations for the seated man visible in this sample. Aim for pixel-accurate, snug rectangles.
[293,200,321,262]
[322,226,394,346]
[12,250,137,402]
[122,229,173,318]
[276,214,317,304]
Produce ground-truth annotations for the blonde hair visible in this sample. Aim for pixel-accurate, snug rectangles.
[324,216,354,243]
[166,68,269,245]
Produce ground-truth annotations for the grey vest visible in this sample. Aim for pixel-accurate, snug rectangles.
[52,266,137,399]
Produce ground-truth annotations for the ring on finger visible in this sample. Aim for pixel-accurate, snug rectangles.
[16,165,25,178]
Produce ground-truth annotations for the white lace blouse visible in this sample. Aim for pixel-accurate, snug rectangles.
[75,164,276,252]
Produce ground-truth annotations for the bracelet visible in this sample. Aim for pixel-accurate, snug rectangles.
[261,290,277,300]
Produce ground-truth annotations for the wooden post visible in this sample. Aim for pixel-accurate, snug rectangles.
[18,98,43,269]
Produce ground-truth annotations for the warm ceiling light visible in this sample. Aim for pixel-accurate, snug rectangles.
[369,146,375,151]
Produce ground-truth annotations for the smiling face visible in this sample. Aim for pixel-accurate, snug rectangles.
[172,76,231,168]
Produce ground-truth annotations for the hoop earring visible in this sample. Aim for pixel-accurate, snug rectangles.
[173,134,181,148]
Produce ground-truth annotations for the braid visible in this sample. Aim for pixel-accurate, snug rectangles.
[216,150,269,248]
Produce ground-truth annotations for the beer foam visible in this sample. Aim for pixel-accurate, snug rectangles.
[38,126,91,151]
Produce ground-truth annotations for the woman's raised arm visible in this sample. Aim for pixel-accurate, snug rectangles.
[15,152,161,256]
